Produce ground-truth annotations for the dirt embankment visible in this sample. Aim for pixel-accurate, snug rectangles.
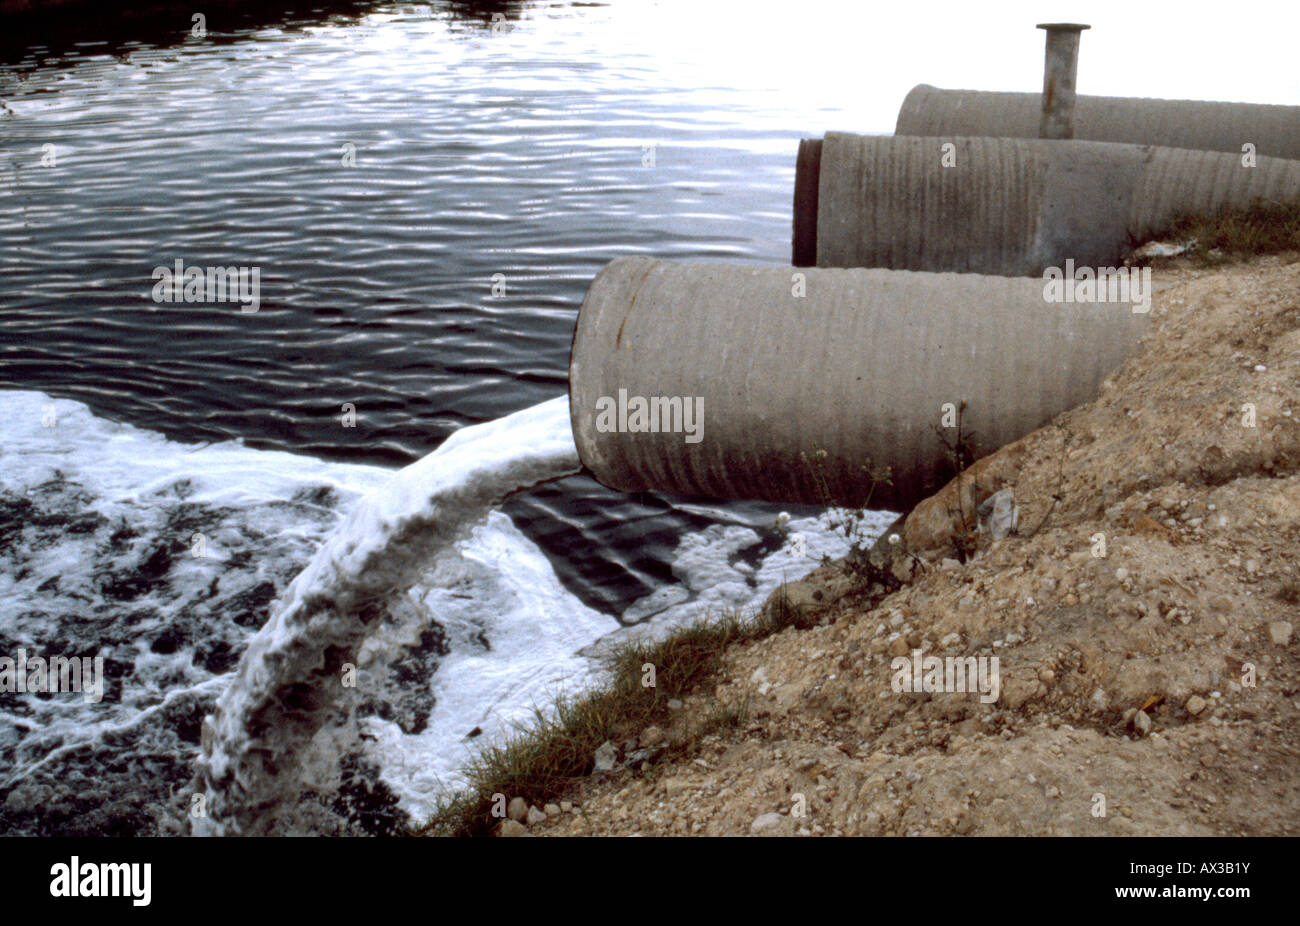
[533,254,1300,837]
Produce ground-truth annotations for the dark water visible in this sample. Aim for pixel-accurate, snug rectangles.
[0,0,845,613]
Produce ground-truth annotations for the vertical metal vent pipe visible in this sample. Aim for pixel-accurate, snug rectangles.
[1037,23,1090,139]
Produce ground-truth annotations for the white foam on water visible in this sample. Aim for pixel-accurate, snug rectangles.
[0,390,395,831]
[0,391,611,835]
[585,508,897,656]
[2,389,885,836]
[363,511,617,822]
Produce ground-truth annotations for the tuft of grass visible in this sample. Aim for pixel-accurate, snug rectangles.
[414,595,807,838]
[1150,197,1300,265]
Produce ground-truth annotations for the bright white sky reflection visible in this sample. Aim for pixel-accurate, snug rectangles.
[545,0,1299,135]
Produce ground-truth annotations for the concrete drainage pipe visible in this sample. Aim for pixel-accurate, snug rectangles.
[569,257,1149,510]
[895,85,1300,160]
[793,133,1300,273]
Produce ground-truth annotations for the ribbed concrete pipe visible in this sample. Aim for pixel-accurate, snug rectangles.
[569,257,1148,510]
[793,134,1300,273]
[896,85,1300,160]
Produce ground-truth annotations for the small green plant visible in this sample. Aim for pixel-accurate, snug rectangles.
[931,400,980,562]
[798,445,893,583]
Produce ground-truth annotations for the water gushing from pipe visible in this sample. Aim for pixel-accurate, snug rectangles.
[191,396,579,835]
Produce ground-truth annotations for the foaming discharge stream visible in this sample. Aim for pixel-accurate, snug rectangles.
[192,396,579,835]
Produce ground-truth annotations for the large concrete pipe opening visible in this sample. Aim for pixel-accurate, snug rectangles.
[895,85,1300,161]
[791,134,1300,272]
[569,257,1148,511]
